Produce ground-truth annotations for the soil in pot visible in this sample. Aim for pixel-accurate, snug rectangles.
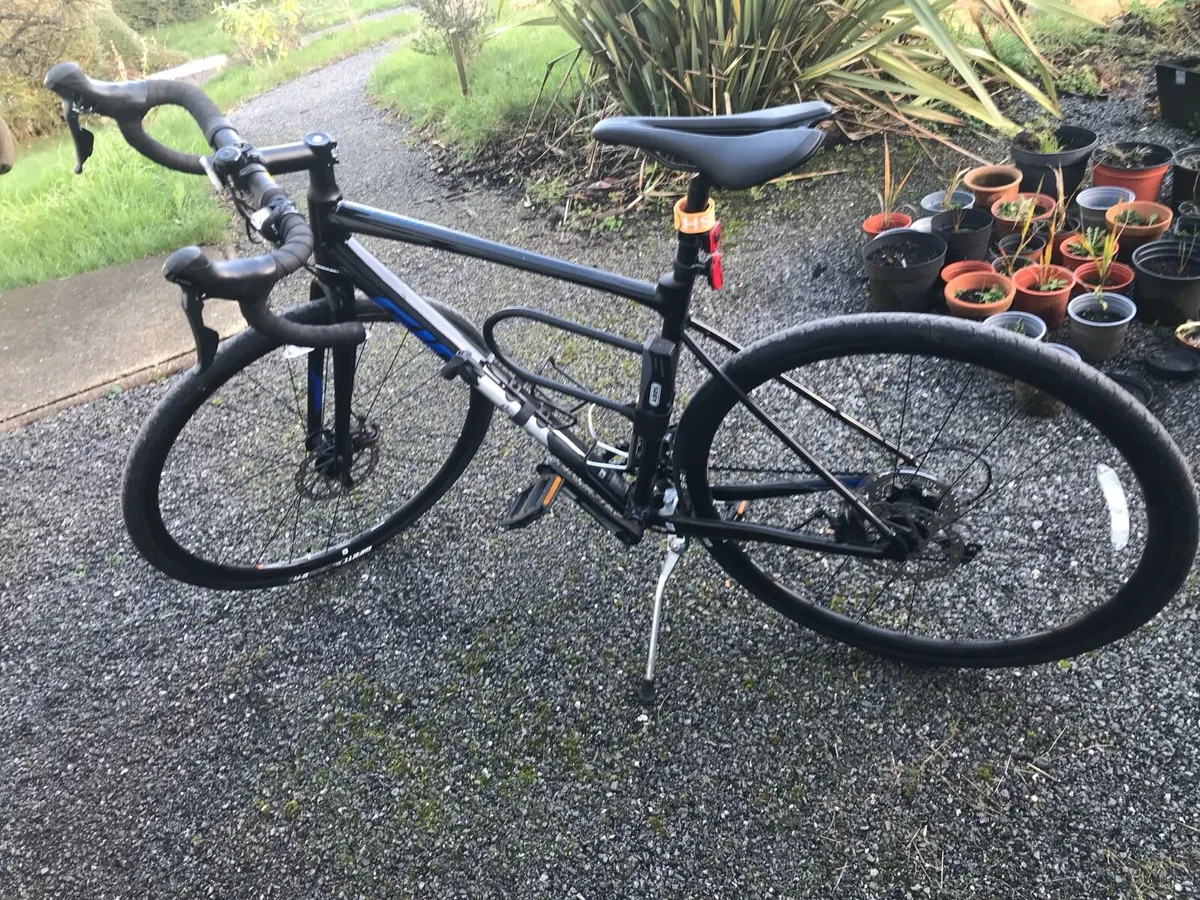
[1092,142,1173,202]
[944,272,1014,319]
[1138,254,1200,279]
[1075,305,1125,323]
[863,231,948,313]
[1073,261,1135,296]
[866,238,941,268]
[958,287,1003,304]
[992,193,1055,239]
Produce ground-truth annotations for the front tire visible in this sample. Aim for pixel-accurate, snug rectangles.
[123,297,492,590]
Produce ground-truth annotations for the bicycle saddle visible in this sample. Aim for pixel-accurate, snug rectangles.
[592,101,834,191]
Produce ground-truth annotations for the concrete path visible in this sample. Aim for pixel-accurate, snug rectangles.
[0,253,244,428]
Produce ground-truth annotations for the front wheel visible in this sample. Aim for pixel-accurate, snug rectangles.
[124,296,492,590]
[674,314,1198,667]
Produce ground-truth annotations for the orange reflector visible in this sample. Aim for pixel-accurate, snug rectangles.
[542,475,564,507]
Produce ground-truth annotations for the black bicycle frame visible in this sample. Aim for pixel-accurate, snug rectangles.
[299,159,906,560]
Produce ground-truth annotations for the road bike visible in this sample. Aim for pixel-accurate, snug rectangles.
[44,62,1199,699]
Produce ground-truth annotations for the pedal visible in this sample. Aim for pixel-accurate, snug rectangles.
[500,472,564,529]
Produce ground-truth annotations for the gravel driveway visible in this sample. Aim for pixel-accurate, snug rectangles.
[2,47,1199,899]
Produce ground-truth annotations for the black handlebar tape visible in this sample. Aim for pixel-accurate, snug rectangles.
[238,299,367,350]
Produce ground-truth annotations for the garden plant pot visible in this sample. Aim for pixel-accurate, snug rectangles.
[1053,231,1075,265]
[992,256,1034,275]
[984,310,1048,340]
[991,193,1056,239]
[931,208,993,263]
[963,165,1022,209]
[1066,292,1137,362]
[1180,201,1200,218]
[996,232,1047,262]
[1177,216,1200,238]
[1156,57,1200,129]
[1077,186,1135,232]
[1105,201,1173,261]
[919,190,974,217]
[862,212,913,236]
[1058,234,1116,272]
[1132,240,1200,325]
[944,272,1015,320]
[1176,321,1200,351]
[941,260,994,284]
[1172,147,1200,212]
[1015,344,1080,417]
[1012,264,1077,327]
[1010,124,1098,197]
[1091,142,1173,202]
[862,230,947,313]
[1073,261,1135,297]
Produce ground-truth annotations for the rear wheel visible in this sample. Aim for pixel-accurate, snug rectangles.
[675,314,1198,666]
[123,296,492,590]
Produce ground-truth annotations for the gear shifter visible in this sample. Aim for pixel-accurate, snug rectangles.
[62,101,94,174]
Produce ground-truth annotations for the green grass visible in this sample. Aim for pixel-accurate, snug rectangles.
[0,11,417,291]
[368,13,581,156]
[150,0,411,60]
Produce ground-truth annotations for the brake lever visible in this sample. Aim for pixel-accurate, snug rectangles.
[61,101,95,175]
[180,287,220,372]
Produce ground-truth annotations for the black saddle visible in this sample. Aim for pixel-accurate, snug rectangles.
[591,101,834,191]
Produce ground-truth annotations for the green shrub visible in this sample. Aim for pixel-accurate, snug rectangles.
[414,0,493,60]
[550,0,1100,133]
[112,0,212,30]
[216,0,305,65]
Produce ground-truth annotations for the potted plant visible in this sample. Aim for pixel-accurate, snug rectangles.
[862,230,948,312]
[1178,217,1200,238]
[920,168,974,217]
[1172,147,1200,213]
[991,193,1055,239]
[1156,57,1200,129]
[997,233,1047,262]
[1066,292,1137,362]
[1074,231,1134,296]
[1011,199,1075,327]
[1010,119,1098,197]
[944,271,1015,320]
[1105,201,1173,260]
[941,260,994,283]
[1059,227,1116,272]
[1132,238,1200,325]
[963,165,1022,209]
[1076,186,1136,232]
[931,207,994,263]
[1015,344,1081,417]
[862,136,915,236]
[984,310,1049,341]
[1091,142,1174,202]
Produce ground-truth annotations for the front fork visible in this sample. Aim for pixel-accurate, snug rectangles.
[304,277,359,485]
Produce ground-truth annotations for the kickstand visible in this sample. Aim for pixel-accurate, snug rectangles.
[640,534,688,707]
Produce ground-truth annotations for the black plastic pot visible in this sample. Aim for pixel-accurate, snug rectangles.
[931,208,994,263]
[996,233,1047,261]
[1132,240,1200,326]
[1177,216,1200,238]
[1010,125,1098,197]
[1156,57,1200,129]
[1172,146,1200,212]
[862,230,947,313]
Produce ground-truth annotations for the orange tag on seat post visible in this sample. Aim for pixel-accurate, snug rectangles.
[673,198,717,235]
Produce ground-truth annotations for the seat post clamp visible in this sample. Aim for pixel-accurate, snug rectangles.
[673,198,717,235]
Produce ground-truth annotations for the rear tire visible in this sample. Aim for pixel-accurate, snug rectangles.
[675,314,1198,666]
[124,297,492,590]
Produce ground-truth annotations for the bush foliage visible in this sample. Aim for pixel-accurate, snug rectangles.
[111,0,212,31]
[550,0,1101,133]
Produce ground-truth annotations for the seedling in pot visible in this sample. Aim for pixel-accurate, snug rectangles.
[1019,117,1064,155]
[1114,208,1156,227]
[956,284,1008,304]
[1095,143,1152,168]
[996,197,1037,220]
[1000,320,1028,335]
[1075,294,1124,323]
[1067,227,1108,259]
[876,136,915,222]
[1028,169,1070,290]
[941,167,970,216]
[1088,230,1122,288]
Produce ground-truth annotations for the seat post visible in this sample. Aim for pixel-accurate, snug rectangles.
[682,172,712,215]
[655,174,712,343]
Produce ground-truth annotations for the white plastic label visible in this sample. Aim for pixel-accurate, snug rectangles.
[1096,463,1129,551]
[1178,69,1187,86]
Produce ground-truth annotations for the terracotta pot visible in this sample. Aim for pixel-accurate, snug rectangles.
[963,165,1022,209]
[862,212,913,236]
[1012,264,1077,327]
[941,260,994,283]
[1091,142,1173,202]
[1105,201,1173,261]
[1073,261,1135,297]
[945,272,1016,319]
[1058,234,1117,272]
[991,193,1056,239]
